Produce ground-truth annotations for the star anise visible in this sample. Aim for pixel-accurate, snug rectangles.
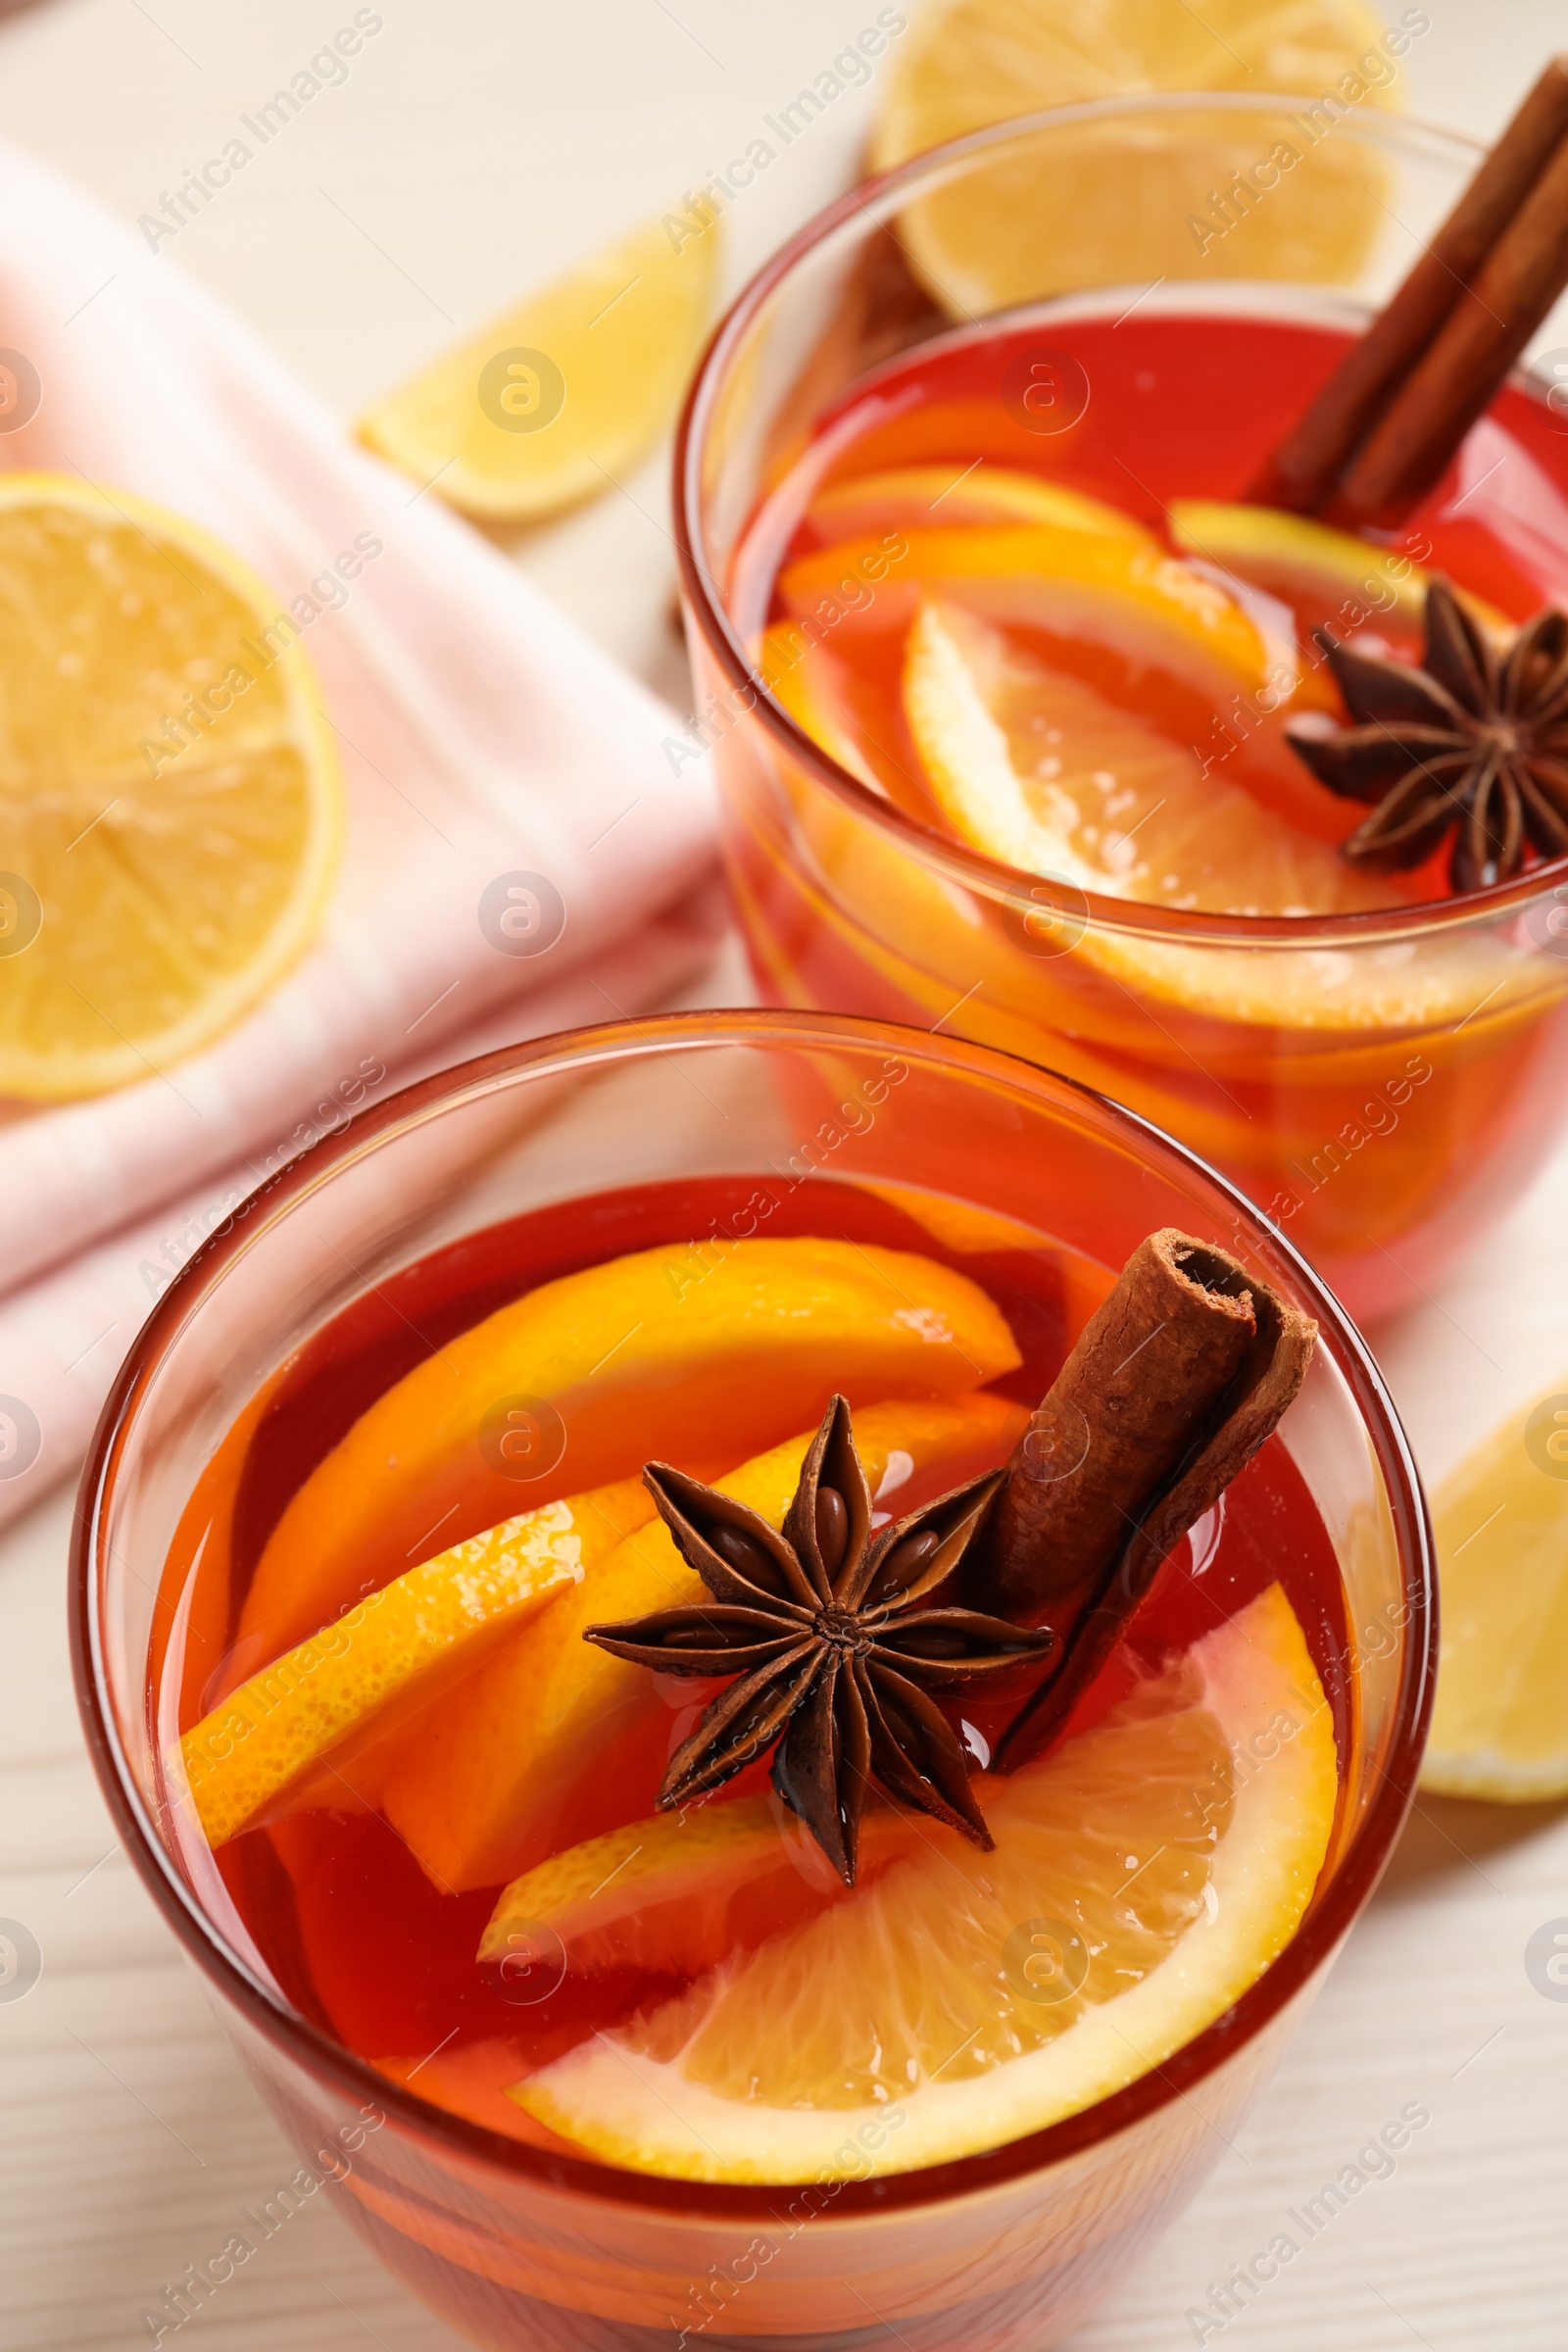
[1285,576,1568,892]
[583,1396,1053,1884]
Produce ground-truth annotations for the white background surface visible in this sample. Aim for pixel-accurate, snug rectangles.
[2,4,1566,2347]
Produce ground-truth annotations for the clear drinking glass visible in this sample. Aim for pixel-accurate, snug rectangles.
[674,97,1568,1325]
[74,1010,1434,2350]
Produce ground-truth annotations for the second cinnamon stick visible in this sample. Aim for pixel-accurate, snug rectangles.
[979,1230,1317,1772]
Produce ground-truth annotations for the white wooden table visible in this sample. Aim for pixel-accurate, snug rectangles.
[2,5,1566,2346]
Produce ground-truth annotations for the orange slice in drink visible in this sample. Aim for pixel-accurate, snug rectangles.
[481,1797,813,1982]
[381,1392,1028,1892]
[760,622,886,793]
[510,1584,1336,2180]
[779,524,1282,707]
[239,1236,1021,1669]
[175,1475,655,1848]
[808,466,1155,546]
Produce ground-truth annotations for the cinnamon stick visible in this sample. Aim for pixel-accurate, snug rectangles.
[980,1230,1316,1773]
[1250,55,1568,515]
[1338,124,1568,521]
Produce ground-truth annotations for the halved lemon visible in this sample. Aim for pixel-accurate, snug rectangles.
[358,208,721,522]
[0,475,341,1100]
[870,0,1398,315]
[510,1584,1336,2180]
[1422,1381,1568,1801]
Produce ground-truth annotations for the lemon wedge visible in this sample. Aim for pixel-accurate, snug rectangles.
[870,0,1399,315]
[0,474,341,1100]
[358,208,721,521]
[510,1584,1336,2181]
[1423,1381,1568,1801]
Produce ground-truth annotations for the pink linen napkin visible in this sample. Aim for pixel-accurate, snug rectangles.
[0,142,723,1521]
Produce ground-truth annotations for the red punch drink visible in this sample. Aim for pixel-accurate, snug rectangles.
[680,105,1568,1323]
[158,1174,1350,2171]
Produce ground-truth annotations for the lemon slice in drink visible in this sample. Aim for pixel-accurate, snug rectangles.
[358,208,721,522]
[0,475,341,1100]
[870,0,1398,315]
[511,1584,1335,2181]
[904,598,1384,916]
[898,597,1545,1033]
[1423,1382,1568,1801]
[1167,502,1513,641]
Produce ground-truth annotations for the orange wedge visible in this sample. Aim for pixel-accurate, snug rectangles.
[239,1235,1021,1670]
[897,597,1550,1034]
[381,1392,1029,1893]
[177,1476,656,1847]
[511,1585,1336,2180]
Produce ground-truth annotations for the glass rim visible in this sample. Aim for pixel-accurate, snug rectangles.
[71,1006,1438,2221]
[674,92,1568,949]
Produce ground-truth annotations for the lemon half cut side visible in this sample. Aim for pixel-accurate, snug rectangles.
[0,473,341,1100]
[869,0,1401,317]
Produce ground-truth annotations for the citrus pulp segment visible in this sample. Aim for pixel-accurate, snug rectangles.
[0,474,341,1099]
[510,1583,1336,2180]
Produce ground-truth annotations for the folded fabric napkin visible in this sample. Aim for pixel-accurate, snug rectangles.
[0,141,722,1527]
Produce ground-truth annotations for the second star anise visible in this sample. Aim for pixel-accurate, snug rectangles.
[583,1395,1053,1884]
[1285,576,1568,892]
